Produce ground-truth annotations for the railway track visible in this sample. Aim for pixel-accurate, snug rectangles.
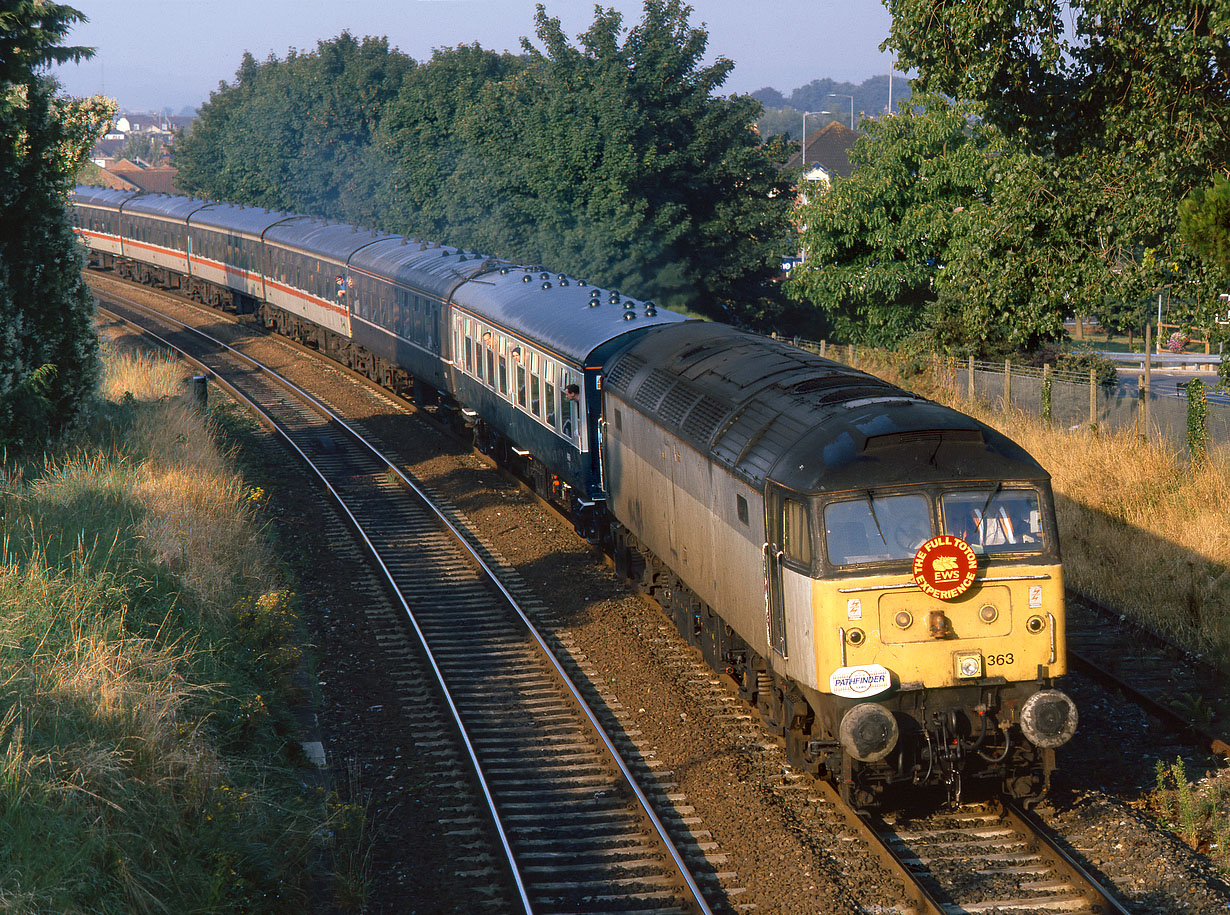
[91,274,1223,913]
[855,795,1131,915]
[96,288,727,915]
[1066,592,1230,758]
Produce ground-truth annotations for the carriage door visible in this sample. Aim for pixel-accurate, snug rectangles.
[765,486,804,659]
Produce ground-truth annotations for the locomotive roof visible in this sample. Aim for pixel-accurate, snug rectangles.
[604,323,1047,493]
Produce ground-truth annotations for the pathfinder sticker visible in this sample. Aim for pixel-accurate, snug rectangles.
[829,664,892,698]
[913,536,978,600]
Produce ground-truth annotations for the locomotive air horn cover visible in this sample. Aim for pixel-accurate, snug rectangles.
[839,703,899,763]
[1020,689,1078,748]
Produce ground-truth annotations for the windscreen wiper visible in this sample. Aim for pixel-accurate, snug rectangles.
[975,482,1003,542]
[866,490,887,545]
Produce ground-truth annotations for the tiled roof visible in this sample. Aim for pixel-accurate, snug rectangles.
[78,162,139,191]
[783,121,859,178]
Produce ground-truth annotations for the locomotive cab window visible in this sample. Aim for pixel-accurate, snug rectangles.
[824,494,931,565]
[941,489,1045,554]
[781,498,812,568]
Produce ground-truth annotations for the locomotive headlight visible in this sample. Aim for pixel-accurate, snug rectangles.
[954,651,983,679]
[894,611,912,630]
[1026,615,1046,634]
[846,628,865,646]
[978,604,998,624]
[1020,689,1078,747]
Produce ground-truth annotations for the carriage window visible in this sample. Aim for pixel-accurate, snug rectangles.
[516,364,527,408]
[498,351,508,395]
[781,499,812,566]
[530,373,541,416]
[464,335,473,373]
[545,381,556,427]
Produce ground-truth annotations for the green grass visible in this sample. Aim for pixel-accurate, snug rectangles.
[0,346,341,913]
[1151,758,1230,875]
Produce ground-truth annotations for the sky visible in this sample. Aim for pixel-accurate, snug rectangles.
[51,0,900,114]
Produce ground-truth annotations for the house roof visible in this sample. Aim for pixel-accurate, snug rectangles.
[78,161,139,191]
[783,120,859,179]
[108,163,181,195]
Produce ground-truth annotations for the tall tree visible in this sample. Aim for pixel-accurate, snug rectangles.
[175,33,415,219]
[405,1,795,321]
[884,0,1230,335]
[788,95,1003,348]
[0,2,113,446]
[361,43,526,241]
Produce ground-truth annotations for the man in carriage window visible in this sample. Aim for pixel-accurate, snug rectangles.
[562,383,580,438]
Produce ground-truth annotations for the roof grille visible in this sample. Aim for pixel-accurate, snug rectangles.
[604,354,645,394]
[681,395,727,445]
[634,368,673,412]
[815,382,901,405]
[659,384,699,428]
[864,429,983,450]
[791,374,855,395]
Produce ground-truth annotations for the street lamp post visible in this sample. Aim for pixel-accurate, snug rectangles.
[825,93,855,130]
[801,110,820,174]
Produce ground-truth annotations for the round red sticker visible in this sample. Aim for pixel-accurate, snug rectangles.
[912,536,978,600]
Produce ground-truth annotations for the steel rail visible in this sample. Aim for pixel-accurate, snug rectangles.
[1067,589,1230,758]
[98,302,535,911]
[97,293,716,915]
[1001,799,1134,915]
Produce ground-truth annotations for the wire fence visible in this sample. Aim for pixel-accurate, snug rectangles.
[778,337,1229,460]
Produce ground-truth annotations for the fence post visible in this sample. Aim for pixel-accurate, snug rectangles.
[820,339,827,358]
[1004,359,1012,408]
[1089,368,1097,430]
[192,374,208,409]
[850,343,856,365]
[1142,323,1151,441]
[1042,364,1052,423]
[967,356,975,400]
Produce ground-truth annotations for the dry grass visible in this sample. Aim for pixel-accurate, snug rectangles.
[0,345,328,910]
[861,351,1230,665]
[129,398,276,614]
[98,346,186,402]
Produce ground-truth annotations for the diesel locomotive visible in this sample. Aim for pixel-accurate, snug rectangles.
[71,186,1077,808]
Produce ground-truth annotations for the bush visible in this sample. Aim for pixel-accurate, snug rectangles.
[1021,342,1119,385]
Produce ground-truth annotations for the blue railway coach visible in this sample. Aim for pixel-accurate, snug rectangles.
[70,187,688,516]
